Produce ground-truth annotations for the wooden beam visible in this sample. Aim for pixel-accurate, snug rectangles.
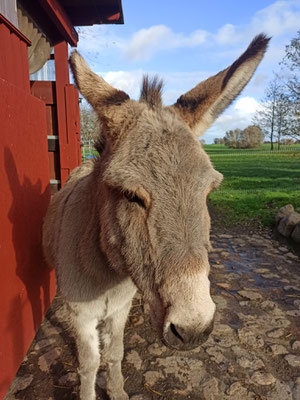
[37,0,78,46]
[54,41,70,186]
[61,4,123,26]
[0,13,31,45]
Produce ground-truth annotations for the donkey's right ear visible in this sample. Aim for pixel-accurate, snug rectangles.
[69,51,131,136]
[171,34,270,136]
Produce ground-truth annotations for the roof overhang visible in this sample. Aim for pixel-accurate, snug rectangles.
[18,0,124,47]
[61,0,124,26]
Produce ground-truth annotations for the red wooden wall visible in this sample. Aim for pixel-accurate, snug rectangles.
[0,14,80,398]
[0,14,30,91]
[0,77,56,398]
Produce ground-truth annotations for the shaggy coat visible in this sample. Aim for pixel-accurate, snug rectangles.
[43,34,270,400]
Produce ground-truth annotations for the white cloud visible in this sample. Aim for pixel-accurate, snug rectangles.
[215,24,238,45]
[251,0,300,38]
[124,25,208,62]
[213,0,300,47]
[102,70,144,98]
[234,97,261,114]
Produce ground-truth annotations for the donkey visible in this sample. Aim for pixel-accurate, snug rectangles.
[42,34,269,400]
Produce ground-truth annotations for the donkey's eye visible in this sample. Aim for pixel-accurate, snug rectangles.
[124,191,146,209]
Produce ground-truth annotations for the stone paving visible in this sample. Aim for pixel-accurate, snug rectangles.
[5,231,300,400]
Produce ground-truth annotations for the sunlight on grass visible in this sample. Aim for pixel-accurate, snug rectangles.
[206,145,300,226]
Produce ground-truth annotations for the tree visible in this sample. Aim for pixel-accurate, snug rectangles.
[280,31,300,139]
[253,77,292,150]
[224,126,263,149]
[274,91,291,149]
[281,30,300,103]
[281,138,294,145]
[224,128,242,148]
[80,105,99,142]
[214,137,225,144]
[239,125,264,149]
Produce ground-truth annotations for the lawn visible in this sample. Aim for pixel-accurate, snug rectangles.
[204,144,300,226]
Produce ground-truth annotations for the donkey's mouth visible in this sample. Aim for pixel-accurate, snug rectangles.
[161,325,199,351]
[161,320,214,351]
[161,335,200,351]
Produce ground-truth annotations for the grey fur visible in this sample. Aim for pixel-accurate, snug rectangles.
[43,34,269,400]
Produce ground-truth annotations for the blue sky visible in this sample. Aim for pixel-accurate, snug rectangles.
[75,0,300,143]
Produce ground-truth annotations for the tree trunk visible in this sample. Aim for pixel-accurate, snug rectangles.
[270,104,275,151]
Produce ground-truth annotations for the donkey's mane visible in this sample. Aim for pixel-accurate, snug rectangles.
[140,75,164,109]
[94,75,164,154]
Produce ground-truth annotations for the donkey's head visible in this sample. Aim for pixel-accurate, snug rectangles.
[70,34,269,350]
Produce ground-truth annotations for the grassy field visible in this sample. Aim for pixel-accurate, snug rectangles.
[205,144,300,227]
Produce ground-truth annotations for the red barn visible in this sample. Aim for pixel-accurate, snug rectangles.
[0,1,124,397]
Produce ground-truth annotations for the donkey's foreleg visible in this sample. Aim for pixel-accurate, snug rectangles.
[72,312,100,400]
[101,301,133,400]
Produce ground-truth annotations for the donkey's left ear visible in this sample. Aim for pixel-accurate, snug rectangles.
[69,50,134,141]
[171,34,270,136]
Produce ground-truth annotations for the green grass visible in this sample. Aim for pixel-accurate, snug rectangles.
[203,143,300,154]
[205,144,300,227]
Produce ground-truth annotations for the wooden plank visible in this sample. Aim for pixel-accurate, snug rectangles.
[0,24,8,80]
[65,84,81,170]
[0,77,55,399]
[0,13,31,45]
[37,0,78,46]
[48,151,61,182]
[45,105,58,135]
[10,35,23,88]
[54,41,70,186]
[19,40,30,92]
[30,80,61,188]
[73,87,82,166]
[0,14,30,91]
[0,23,14,83]
[56,83,81,185]
[30,81,56,104]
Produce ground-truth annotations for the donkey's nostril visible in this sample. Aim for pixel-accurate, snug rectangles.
[170,323,185,343]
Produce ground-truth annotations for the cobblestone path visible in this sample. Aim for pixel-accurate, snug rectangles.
[5,231,300,400]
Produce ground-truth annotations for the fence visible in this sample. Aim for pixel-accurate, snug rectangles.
[205,146,300,194]
[81,139,98,161]
[204,145,300,156]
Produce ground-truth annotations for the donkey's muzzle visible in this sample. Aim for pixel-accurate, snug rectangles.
[162,320,214,350]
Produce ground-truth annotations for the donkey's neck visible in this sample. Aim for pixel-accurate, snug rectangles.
[80,160,132,283]
[56,162,136,303]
